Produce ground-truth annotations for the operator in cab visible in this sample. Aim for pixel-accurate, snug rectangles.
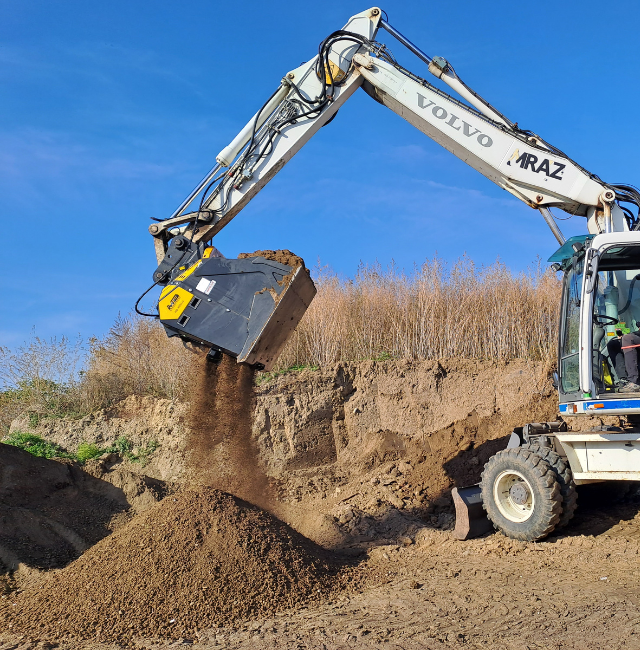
[608,329,640,393]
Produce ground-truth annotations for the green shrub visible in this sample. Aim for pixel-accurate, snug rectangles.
[111,436,133,456]
[76,442,105,463]
[132,439,158,465]
[2,431,160,466]
[2,431,72,459]
[105,436,158,466]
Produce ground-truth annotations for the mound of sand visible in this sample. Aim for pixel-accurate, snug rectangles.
[0,443,167,572]
[1,488,345,643]
[237,249,305,270]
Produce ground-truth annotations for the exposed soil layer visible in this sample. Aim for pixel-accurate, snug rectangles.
[10,359,559,550]
[250,359,558,546]
[0,488,347,643]
[9,395,188,482]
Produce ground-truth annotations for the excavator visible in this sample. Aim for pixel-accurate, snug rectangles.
[142,8,640,542]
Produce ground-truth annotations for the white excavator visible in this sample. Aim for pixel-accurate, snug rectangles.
[142,8,640,542]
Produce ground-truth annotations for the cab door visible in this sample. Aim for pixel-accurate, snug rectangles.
[579,248,598,396]
[557,255,588,401]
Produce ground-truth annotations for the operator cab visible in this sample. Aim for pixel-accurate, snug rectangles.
[555,233,640,414]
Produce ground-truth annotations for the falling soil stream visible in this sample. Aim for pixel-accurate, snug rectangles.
[185,353,272,510]
[0,488,346,643]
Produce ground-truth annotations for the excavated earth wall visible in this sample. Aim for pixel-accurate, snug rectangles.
[6,359,558,552]
[253,358,555,474]
[10,359,556,488]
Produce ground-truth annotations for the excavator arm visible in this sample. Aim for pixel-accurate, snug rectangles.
[145,7,640,370]
[148,7,383,262]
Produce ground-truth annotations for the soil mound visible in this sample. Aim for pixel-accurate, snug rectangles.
[237,249,305,270]
[0,443,166,572]
[1,487,344,643]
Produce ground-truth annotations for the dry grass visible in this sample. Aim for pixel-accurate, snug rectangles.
[0,334,85,432]
[276,256,561,369]
[80,314,192,411]
[0,257,560,431]
[0,316,191,432]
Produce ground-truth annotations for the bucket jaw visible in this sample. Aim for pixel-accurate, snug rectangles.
[452,485,494,540]
[155,240,316,370]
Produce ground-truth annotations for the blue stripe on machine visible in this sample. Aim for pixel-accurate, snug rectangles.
[560,399,640,412]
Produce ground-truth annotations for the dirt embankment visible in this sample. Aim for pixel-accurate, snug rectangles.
[248,358,557,545]
[9,396,187,482]
[16,358,556,486]
[1,357,560,645]
[0,444,168,577]
[6,359,558,550]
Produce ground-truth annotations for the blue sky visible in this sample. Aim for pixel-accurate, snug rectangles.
[2,0,639,346]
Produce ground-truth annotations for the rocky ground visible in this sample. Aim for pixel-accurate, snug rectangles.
[3,358,639,649]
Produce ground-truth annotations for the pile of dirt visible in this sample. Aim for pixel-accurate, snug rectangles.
[0,443,167,573]
[185,353,272,509]
[1,488,344,643]
[237,249,305,271]
[238,250,311,302]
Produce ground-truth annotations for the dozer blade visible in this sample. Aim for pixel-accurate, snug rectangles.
[157,248,316,371]
[452,485,494,540]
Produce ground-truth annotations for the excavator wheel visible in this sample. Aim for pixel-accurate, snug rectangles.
[480,448,562,542]
[522,444,578,530]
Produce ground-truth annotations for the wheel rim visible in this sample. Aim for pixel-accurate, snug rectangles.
[493,469,535,523]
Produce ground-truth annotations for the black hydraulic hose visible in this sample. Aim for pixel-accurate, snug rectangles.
[619,275,640,315]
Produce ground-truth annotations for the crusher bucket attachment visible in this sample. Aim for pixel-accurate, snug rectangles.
[452,485,494,540]
[154,238,316,371]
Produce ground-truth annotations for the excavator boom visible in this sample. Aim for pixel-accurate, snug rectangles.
[145,7,640,375]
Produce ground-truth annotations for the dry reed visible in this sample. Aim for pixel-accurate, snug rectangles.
[276,256,561,369]
[80,314,192,411]
[0,257,560,430]
[0,316,192,431]
[0,333,85,431]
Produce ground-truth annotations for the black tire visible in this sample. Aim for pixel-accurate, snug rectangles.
[481,448,562,541]
[522,444,578,529]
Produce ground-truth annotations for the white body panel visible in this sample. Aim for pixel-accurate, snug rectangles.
[356,57,606,214]
[555,432,640,483]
